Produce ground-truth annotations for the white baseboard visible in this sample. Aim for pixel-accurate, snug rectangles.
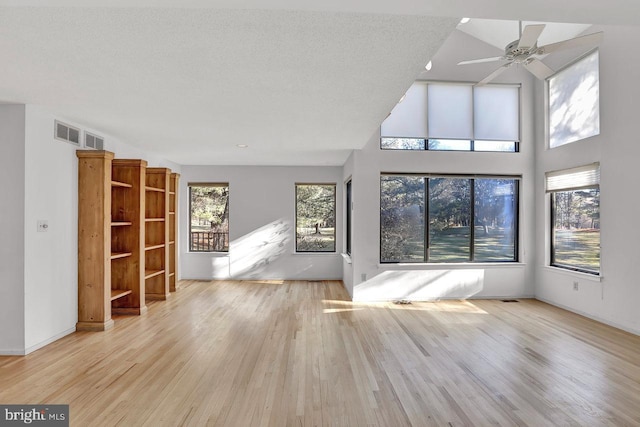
[535,297,640,337]
[352,294,536,303]
[0,349,26,356]
[24,327,76,355]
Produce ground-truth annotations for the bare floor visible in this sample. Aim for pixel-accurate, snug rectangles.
[1,280,639,426]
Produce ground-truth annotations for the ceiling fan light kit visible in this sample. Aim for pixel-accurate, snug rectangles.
[458,22,603,85]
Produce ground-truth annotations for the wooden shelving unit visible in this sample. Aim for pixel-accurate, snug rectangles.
[110,159,147,316]
[168,173,179,292]
[77,150,114,331]
[77,151,178,330]
[144,168,171,300]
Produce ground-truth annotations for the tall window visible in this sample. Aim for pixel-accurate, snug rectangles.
[380,83,520,152]
[380,175,518,263]
[296,184,336,252]
[548,50,600,148]
[547,164,600,274]
[189,183,229,252]
[428,178,471,262]
[345,180,352,255]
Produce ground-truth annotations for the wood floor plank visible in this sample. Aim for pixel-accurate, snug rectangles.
[2,280,640,426]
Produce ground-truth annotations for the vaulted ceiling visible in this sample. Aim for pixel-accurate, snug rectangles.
[1,1,638,165]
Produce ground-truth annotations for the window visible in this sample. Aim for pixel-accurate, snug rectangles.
[380,176,425,262]
[547,164,600,274]
[380,175,518,263]
[296,184,336,252]
[428,178,471,262]
[345,180,352,256]
[381,82,519,152]
[474,179,519,261]
[548,50,600,148]
[189,183,229,252]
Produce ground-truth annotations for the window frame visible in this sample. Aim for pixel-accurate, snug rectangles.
[380,82,520,153]
[547,164,600,275]
[295,183,337,253]
[379,173,520,264]
[188,182,230,253]
[345,179,352,256]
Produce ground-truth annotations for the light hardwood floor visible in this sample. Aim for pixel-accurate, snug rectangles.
[1,280,640,426]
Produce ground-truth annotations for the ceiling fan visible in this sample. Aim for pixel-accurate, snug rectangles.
[458,22,603,85]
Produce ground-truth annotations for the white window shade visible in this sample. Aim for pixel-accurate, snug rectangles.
[428,84,473,140]
[546,163,600,192]
[381,83,428,138]
[548,51,600,148]
[474,86,520,141]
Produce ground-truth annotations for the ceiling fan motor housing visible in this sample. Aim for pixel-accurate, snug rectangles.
[505,39,537,63]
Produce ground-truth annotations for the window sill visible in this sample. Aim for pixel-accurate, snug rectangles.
[292,251,339,256]
[377,262,525,269]
[187,252,229,256]
[543,266,602,282]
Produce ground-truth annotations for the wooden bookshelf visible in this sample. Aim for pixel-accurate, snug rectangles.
[76,150,114,331]
[145,168,171,300]
[110,159,147,316]
[77,152,179,329]
[77,151,149,331]
[168,173,179,292]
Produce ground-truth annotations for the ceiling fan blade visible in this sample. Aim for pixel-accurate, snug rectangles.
[476,64,511,86]
[458,56,505,65]
[538,31,604,55]
[524,58,555,80]
[518,24,546,49]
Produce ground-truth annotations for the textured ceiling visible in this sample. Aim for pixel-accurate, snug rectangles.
[0,2,637,165]
[457,20,592,51]
[0,8,457,165]
[1,0,639,25]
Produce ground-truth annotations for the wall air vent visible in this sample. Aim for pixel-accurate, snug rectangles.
[84,132,104,150]
[54,120,81,146]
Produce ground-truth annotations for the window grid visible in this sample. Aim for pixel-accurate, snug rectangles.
[380,174,519,264]
[381,82,520,153]
[295,183,337,253]
[188,183,229,253]
[381,138,518,153]
[547,162,600,275]
[345,180,352,256]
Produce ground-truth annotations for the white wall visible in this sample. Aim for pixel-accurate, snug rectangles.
[0,105,26,354]
[347,30,537,302]
[23,106,79,352]
[0,105,182,355]
[534,25,640,335]
[180,165,343,281]
[349,130,536,301]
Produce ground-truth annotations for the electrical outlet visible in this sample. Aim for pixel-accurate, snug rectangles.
[361,273,367,282]
[37,220,49,232]
[573,281,579,291]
